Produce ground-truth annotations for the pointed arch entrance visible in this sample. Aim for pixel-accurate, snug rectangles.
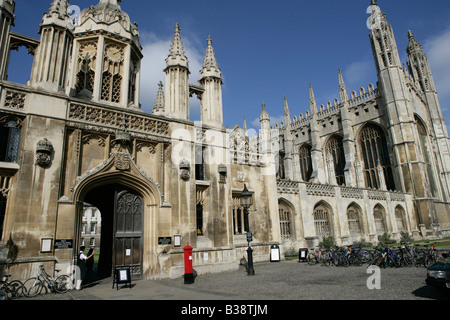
[72,154,162,280]
[83,184,144,278]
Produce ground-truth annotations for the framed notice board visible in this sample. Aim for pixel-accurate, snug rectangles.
[113,266,132,290]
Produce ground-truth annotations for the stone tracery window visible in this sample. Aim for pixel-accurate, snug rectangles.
[359,124,395,190]
[395,205,406,232]
[299,144,312,182]
[347,204,362,237]
[232,195,248,235]
[278,201,293,241]
[314,203,332,237]
[75,41,97,95]
[101,43,125,103]
[373,205,386,235]
[326,135,346,186]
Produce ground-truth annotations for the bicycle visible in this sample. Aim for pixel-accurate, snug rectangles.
[307,247,332,266]
[350,246,372,264]
[0,274,23,300]
[22,265,72,297]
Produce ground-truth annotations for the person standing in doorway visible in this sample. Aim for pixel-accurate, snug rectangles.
[76,246,95,290]
[86,248,94,273]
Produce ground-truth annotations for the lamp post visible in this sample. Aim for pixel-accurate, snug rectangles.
[240,184,254,276]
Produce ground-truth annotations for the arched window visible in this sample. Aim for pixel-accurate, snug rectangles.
[314,203,332,237]
[359,124,395,190]
[0,118,22,163]
[299,144,313,182]
[347,204,362,237]
[373,205,386,235]
[416,117,438,197]
[326,135,346,185]
[395,206,407,232]
[279,200,293,241]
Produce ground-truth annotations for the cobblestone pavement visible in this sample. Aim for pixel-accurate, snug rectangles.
[13,260,450,301]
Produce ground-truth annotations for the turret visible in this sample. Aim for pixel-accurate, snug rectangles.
[282,97,294,180]
[309,84,326,184]
[369,0,441,230]
[0,0,15,80]
[152,81,165,116]
[338,69,356,187]
[164,23,190,120]
[199,36,223,128]
[68,0,143,109]
[30,0,73,93]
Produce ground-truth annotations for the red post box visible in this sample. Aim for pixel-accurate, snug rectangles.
[183,243,195,284]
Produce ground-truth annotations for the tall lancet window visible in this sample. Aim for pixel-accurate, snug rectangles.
[326,135,346,186]
[299,144,313,182]
[359,124,395,190]
[101,43,125,103]
[76,41,97,95]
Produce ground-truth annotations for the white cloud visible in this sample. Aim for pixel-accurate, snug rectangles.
[424,29,450,113]
[139,31,204,116]
[342,58,375,91]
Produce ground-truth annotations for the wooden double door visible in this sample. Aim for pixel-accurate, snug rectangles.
[113,189,143,278]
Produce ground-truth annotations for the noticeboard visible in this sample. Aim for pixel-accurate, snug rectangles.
[54,239,74,249]
[113,266,132,290]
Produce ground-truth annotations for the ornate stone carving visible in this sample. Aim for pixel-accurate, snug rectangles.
[68,103,170,136]
[218,164,227,184]
[36,138,54,168]
[179,159,191,181]
[4,91,26,110]
[115,152,131,171]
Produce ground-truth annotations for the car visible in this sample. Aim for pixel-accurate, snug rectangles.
[426,252,450,291]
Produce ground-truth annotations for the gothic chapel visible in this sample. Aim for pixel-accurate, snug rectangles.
[0,0,449,281]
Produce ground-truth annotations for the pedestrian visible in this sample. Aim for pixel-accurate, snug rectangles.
[86,248,94,273]
[76,246,95,290]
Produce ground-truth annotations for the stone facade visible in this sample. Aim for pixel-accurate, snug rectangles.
[0,0,449,281]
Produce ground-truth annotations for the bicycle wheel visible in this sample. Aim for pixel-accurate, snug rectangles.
[23,277,43,297]
[307,252,317,265]
[6,281,23,299]
[54,275,72,293]
[359,249,372,263]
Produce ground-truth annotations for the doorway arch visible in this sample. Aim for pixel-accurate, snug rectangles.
[73,161,161,279]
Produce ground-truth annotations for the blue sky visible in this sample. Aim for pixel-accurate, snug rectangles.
[7,0,450,132]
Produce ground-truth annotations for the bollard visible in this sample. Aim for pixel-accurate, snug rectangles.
[184,243,194,284]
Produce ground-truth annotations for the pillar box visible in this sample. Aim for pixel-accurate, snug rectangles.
[183,243,194,284]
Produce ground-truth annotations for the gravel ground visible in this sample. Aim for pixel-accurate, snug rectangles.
[154,260,449,300]
[13,260,450,301]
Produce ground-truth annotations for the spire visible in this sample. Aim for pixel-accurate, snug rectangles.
[243,117,248,134]
[166,23,189,69]
[152,81,165,115]
[338,69,348,103]
[200,36,222,80]
[260,102,270,123]
[406,30,423,55]
[203,36,218,69]
[284,96,291,126]
[309,84,318,114]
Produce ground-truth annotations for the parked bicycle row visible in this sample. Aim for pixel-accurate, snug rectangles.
[304,242,443,268]
[0,265,72,300]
